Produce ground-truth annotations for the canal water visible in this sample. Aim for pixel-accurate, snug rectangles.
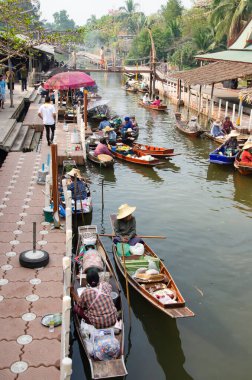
[71,72,252,380]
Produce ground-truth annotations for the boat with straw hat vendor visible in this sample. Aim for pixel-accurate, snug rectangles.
[240,140,252,163]
[103,125,117,144]
[67,168,87,201]
[113,204,143,246]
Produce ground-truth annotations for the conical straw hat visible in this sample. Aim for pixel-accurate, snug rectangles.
[117,204,136,219]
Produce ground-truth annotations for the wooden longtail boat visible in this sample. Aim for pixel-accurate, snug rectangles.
[209,141,238,165]
[72,225,127,379]
[122,86,138,93]
[234,151,252,175]
[138,100,167,111]
[87,150,115,167]
[204,132,228,144]
[110,215,194,318]
[175,114,205,137]
[132,142,179,158]
[109,144,161,167]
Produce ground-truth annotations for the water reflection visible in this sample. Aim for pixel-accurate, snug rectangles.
[233,172,252,212]
[117,161,164,183]
[206,164,234,182]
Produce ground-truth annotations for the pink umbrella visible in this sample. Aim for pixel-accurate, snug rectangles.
[44,71,96,90]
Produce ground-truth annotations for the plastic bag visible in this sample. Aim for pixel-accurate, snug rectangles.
[92,329,120,361]
[147,258,159,271]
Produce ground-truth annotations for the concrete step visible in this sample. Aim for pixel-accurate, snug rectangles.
[22,128,35,151]
[0,119,17,148]
[11,125,29,151]
[30,131,42,151]
[29,89,38,103]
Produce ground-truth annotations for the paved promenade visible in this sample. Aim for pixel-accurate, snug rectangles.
[0,136,65,379]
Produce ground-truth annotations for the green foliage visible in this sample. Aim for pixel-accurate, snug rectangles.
[50,10,76,31]
[161,0,183,23]
[170,41,197,69]
[119,0,140,14]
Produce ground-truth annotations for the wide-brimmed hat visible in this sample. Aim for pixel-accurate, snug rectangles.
[67,168,82,178]
[243,141,252,150]
[103,126,114,132]
[214,119,222,126]
[117,204,136,219]
[127,128,133,132]
[229,130,240,138]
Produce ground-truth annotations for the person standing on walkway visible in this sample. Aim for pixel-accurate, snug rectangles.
[38,96,56,146]
[19,65,28,91]
[5,68,15,91]
[0,75,6,109]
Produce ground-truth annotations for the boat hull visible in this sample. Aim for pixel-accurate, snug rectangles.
[110,215,194,318]
[87,151,115,167]
[234,152,252,175]
[175,118,204,137]
[110,148,161,166]
[138,100,167,111]
[132,143,177,158]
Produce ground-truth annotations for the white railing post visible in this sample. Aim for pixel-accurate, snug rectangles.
[225,101,229,117]
[63,256,71,297]
[66,229,72,258]
[232,103,236,123]
[249,109,252,132]
[63,296,71,356]
[66,190,72,210]
[61,357,72,380]
[45,175,50,207]
[218,99,222,118]
[66,208,72,231]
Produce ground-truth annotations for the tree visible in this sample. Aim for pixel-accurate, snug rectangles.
[161,0,183,23]
[210,0,252,45]
[52,10,76,31]
[119,0,140,14]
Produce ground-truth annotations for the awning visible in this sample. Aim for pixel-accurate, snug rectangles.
[171,61,252,86]
[195,50,252,64]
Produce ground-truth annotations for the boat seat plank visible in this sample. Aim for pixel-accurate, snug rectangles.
[167,307,195,318]
[92,357,127,379]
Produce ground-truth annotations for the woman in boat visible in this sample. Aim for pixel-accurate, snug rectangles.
[98,116,111,131]
[240,141,252,163]
[94,137,113,157]
[103,126,117,145]
[224,130,239,155]
[67,168,88,201]
[142,93,150,104]
[71,269,117,329]
[151,96,161,106]
[210,120,224,137]
[222,116,235,135]
[187,116,200,132]
[113,204,144,246]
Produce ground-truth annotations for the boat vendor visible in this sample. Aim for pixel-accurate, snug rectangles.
[222,116,235,135]
[71,269,117,329]
[210,120,224,137]
[104,126,117,145]
[240,141,252,163]
[121,116,133,137]
[98,116,111,131]
[151,96,161,106]
[187,116,200,132]
[142,93,150,104]
[113,204,144,246]
[224,130,239,154]
[67,168,87,201]
[94,137,113,157]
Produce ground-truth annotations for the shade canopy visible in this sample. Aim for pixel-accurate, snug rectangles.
[44,71,96,90]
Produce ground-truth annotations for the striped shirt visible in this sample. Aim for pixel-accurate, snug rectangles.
[81,282,117,329]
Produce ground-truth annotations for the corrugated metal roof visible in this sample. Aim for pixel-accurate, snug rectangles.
[171,61,252,86]
[196,50,252,64]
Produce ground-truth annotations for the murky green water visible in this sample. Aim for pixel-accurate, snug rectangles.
[71,73,252,380]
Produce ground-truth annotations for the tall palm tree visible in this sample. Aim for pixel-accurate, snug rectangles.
[119,0,140,14]
[210,0,252,45]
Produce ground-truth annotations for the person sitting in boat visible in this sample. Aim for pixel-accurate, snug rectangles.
[142,93,150,104]
[240,141,252,163]
[151,96,161,106]
[67,168,88,201]
[188,116,200,132]
[113,204,144,246]
[98,116,111,131]
[224,130,239,155]
[121,116,133,137]
[94,138,113,157]
[222,116,235,135]
[140,81,148,91]
[210,120,224,137]
[103,126,117,145]
[130,116,138,129]
[71,269,117,329]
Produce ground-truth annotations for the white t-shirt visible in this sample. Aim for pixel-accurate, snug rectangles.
[38,103,56,125]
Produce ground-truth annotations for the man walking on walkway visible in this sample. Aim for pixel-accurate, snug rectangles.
[19,65,28,91]
[38,96,56,146]
[0,75,6,109]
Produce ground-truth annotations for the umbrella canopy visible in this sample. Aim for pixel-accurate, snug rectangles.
[44,71,96,90]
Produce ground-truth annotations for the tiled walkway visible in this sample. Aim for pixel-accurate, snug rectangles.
[0,140,65,379]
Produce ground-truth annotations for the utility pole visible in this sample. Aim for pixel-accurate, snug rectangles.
[148,28,157,100]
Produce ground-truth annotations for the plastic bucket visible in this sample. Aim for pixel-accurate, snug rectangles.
[43,206,54,223]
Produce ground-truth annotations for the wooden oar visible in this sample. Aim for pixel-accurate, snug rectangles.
[122,243,131,322]
[99,233,166,239]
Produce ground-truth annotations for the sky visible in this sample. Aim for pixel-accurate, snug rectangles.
[39,0,193,25]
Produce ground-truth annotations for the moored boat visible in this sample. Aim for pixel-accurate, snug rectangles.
[72,225,127,379]
[122,85,138,93]
[109,215,194,318]
[234,151,252,175]
[109,143,161,167]
[138,100,167,111]
[175,114,205,137]
[209,141,238,165]
[204,132,227,144]
[132,142,179,158]
[86,138,115,167]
